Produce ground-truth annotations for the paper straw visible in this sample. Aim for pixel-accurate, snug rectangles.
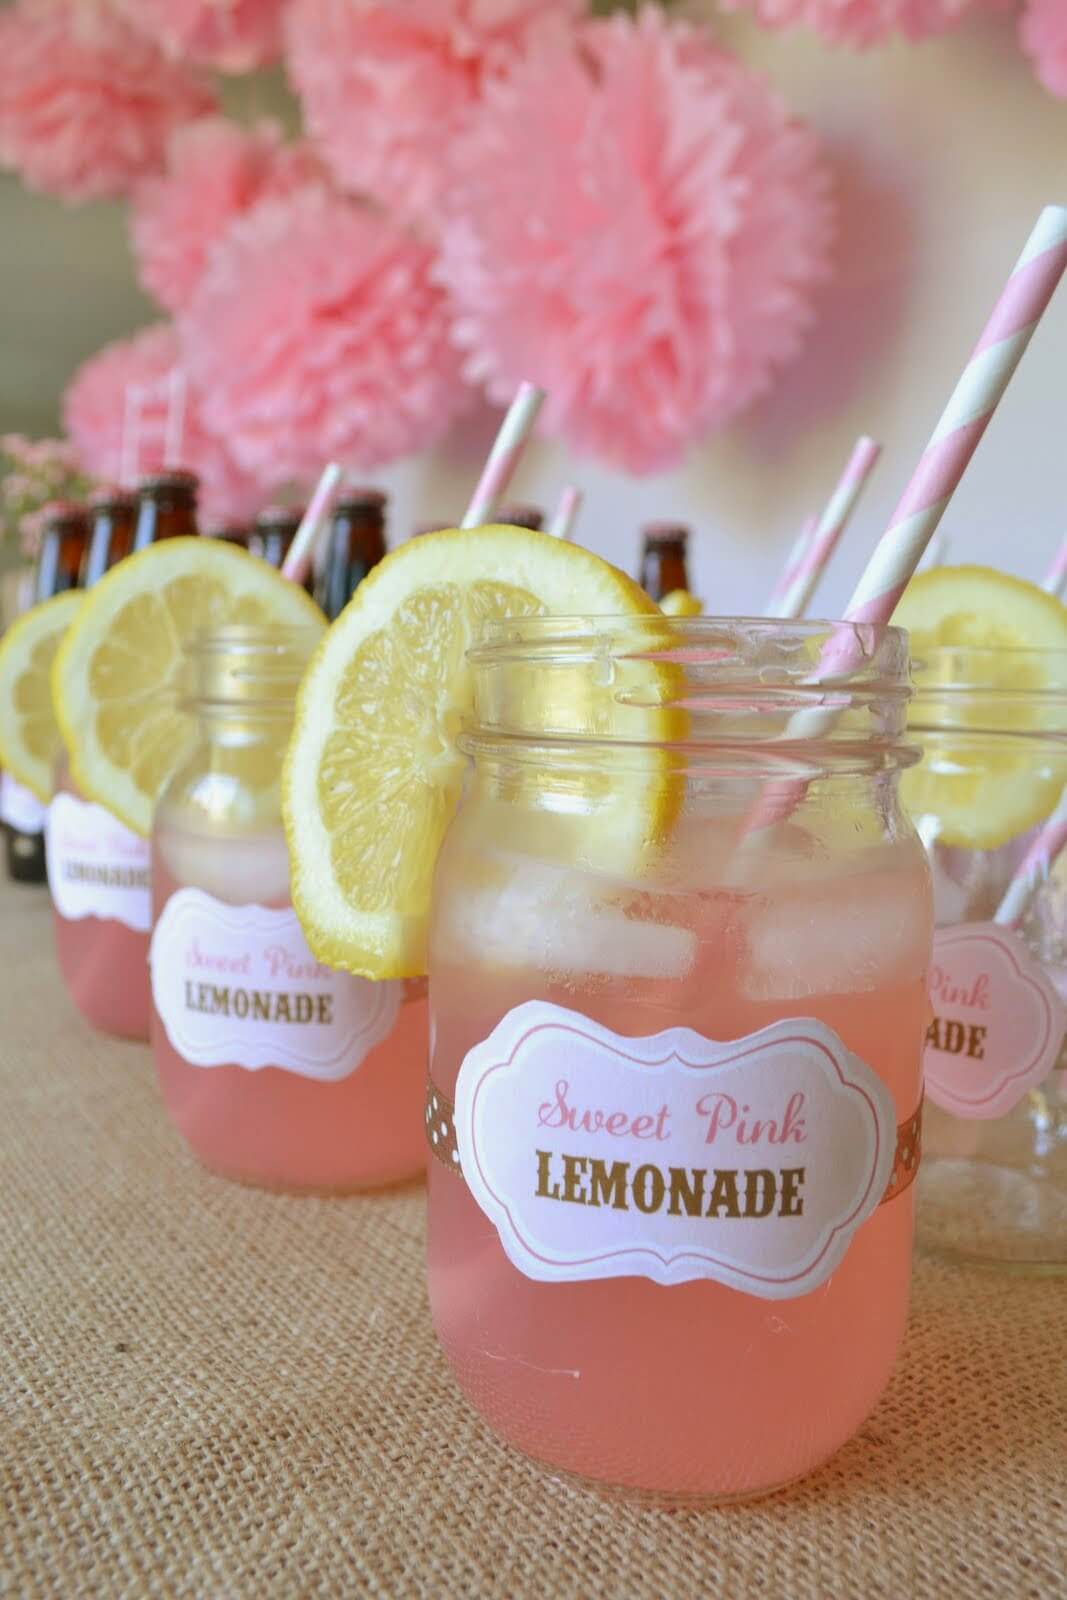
[916,529,950,572]
[461,383,544,529]
[548,486,583,541]
[1041,535,1067,598]
[119,383,144,488]
[163,371,187,468]
[747,204,1067,835]
[994,789,1067,928]
[764,517,817,616]
[280,463,343,584]
[772,437,882,620]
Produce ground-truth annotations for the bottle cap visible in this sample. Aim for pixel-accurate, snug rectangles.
[138,470,200,500]
[497,503,544,530]
[88,485,135,512]
[255,504,304,532]
[641,522,689,547]
[335,488,387,514]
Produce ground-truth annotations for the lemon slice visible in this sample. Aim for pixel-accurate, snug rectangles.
[896,565,1067,849]
[0,591,83,802]
[660,589,703,618]
[53,538,325,836]
[282,526,681,979]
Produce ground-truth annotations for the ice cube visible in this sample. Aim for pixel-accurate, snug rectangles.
[441,859,696,981]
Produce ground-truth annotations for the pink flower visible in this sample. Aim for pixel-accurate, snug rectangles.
[130,118,321,314]
[1020,0,1067,96]
[63,323,264,525]
[285,0,582,224]
[437,8,833,475]
[720,0,1001,49]
[114,0,284,73]
[181,185,470,482]
[0,1,216,202]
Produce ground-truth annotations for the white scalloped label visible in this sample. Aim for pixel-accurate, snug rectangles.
[0,772,46,832]
[925,923,1066,1120]
[454,1002,896,1301]
[47,792,151,933]
[150,887,400,1079]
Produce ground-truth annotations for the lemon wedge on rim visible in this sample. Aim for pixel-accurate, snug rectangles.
[0,591,83,802]
[53,537,325,836]
[282,526,683,979]
[896,565,1067,850]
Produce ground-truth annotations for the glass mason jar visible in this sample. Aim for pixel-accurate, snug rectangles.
[150,626,427,1192]
[426,617,931,1503]
[48,756,152,1039]
[906,647,1067,1271]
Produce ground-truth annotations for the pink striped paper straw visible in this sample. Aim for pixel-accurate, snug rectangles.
[1041,535,1067,598]
[280,463,343,585]
[548,486,583,541]
[772,437,882,620]
[163,370,187,468]
[764,517,817,616]
[748,204,1067,834]
[461,382,544,529]
[994,789,1067,928]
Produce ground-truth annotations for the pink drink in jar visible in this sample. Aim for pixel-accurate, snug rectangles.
[426,618,931,1501]
[150,627,426,1192]
[48,758,152,1039]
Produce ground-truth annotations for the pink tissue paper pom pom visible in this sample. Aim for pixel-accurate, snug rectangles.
[285,0,582,225]
[0,1,216,202]
[720,0,1001,49]
[1020,0,1067,97]
[181,185,471,482]
[131,118,321,314]
[115,0,284,73]
[436,8,833,475]
[63,323,264,526]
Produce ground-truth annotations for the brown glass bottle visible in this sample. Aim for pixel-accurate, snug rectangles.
[638,523,690,602]
[497,503,544,531]
[6,504,90,883]
[132,470,200,549]
[249,505,301,568]
[314,490,387,620]
[81,487,137,589]
[208,524,249,548]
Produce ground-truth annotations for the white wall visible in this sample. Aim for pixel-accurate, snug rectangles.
[1,8,1064,613]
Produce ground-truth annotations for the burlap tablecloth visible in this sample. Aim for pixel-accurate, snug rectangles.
[2,879,1065,1600]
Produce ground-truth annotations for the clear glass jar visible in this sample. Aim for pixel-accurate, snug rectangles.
[906,647,1067,1271]
[150,626,427,1192]
[48,756,152,1039]
[426,617,931,1503]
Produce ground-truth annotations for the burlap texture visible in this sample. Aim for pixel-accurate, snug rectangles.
[2,881,1065,1600]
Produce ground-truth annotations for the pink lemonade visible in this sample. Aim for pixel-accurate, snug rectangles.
[149,625,426,1194]
[425,616,931,1501]
[151,825,426,1191]
[48,759,151,1039]
[429,820,929,1499]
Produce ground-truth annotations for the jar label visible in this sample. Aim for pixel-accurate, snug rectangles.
[0,772,46,832]
[46,792,151,933]
[453,1002,897,1300]
[924,922,1065,1120]
[150,887,401,1080]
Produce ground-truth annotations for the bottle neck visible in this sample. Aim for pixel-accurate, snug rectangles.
[133,499,199,548]
[35,525,88,601]
[83,509,136,587]
[640,543,688,601]
[315,511,386,618]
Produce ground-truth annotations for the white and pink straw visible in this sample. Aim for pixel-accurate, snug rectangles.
[280,463,343,585]
[764,517,817,616]
[768,437,882,620]
[549,485,583,541]
[461,383,545,529]
[994,789,1067,929]
[748,203,1067,835]
[1041,535,1067,599]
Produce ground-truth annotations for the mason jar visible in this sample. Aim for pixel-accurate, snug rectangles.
[426,617,932,1502]
[906,646,1067,1271]
[150,626,426,1192]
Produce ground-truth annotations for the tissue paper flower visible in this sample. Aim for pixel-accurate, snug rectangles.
[437,7,833,473]
[0,0,215,202]
[1020,0,1067,97]
[284,0,582,223]
[181,185,470,481]
[131,118,320,313]
[63,323,263,525]
[720,0,1000,49]
[116,0,284,73]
